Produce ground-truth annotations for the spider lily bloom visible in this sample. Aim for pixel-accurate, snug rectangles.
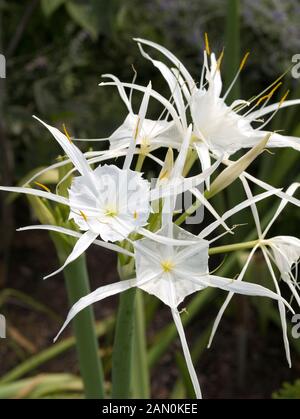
[266,236,300,306]
[0,117,151,278]
[134,38,300,160]
[98,75,185,152]
[208,181,300,365]
[54,222,291,399]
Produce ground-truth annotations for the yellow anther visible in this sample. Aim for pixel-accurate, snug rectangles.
[216,48,224,71]
[133,211,138,220]
[79,210,88,222]
[204,32,210,55]
[279,90,290,107]
[239,52,250,71]
[34,181,50,192]
[256,82,282,106]
[268,81,283,97]
[161,260,175,273]
[63,123,72,143]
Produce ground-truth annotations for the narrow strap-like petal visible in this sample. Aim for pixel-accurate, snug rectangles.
[199,189,279,239]
[54,278,137,342]
[123,82,152,170]
[194,143,211,190]
[138,227,199,246]
[150,157,222,202]
[247,99,300,121]
[0,185,69,206]
[242,171,300,208]
[133,38,196,93]
[99,73,133,113]
[192,274,293,313]
[138,43,187,130]
[44,230,99,279]
[55,273,159,342]
[261,247,291,367]
[18,225,134,257]
[190,187,230,233]
[171,308,202,399]
[99,80,183,134]
[239,175,263,237]
[207,244,259,348]
[33,117,95,186]
[263,183,300,238]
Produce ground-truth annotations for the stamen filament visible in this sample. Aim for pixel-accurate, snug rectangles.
[34,181,50,192]
[63,123,72,143]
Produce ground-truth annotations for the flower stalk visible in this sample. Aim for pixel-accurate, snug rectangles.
[53,235,105,399]
[111,259,136,398]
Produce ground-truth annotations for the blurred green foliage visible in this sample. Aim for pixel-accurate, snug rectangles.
[273,379,300,399]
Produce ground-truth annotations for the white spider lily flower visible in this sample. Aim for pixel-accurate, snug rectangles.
[134,38,300,161]
[99,76,184,150]
[54,222,290,399]
[208,181,300,365]
[68,164,151,242]
[108,113,180,152]
[267,236,300,283]
[266,236,300,304]
[0,117,151,278]
[75,73,183,153]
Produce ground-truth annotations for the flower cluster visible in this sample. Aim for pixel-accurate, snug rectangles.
[1,37,300,399]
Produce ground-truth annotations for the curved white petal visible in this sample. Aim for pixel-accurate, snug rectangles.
[54,278,138,341]
[262,247,291,367]
[99,79,183,134]
[33,116,95,186]
[194,143,211,190]
[17,224,134,257]
[239,175,263,237]
[242,171,300,208]
[137,43,187,129]
[150,157,222,201]
[247,99,300,121]
[44,230,98,279]
[207,244,259,348]
[263,183,300,238]
[199,189,279,239]
[196,274,293,310]
[190,187,230,233]
[134,38,196,93]
[138,227,199,246]
[99,73,133,113]
[123,82,152,170]
[171,308,202,399]
[0,185,69,206]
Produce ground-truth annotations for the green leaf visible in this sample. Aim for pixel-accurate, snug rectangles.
[41,0,66,17]
[65,0,113,40]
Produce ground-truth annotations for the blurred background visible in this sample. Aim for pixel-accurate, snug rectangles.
[0,0,300,399]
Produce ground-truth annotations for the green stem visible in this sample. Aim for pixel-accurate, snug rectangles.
[209,239,260,255]
[132,290,150,398]
[112,288,136,398]
[224,0,240,103]
[53,236,105,399]
[111,259,136,398]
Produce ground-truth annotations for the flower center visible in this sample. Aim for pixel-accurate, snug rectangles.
[105,207,118,217]
[161,259,175,273]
